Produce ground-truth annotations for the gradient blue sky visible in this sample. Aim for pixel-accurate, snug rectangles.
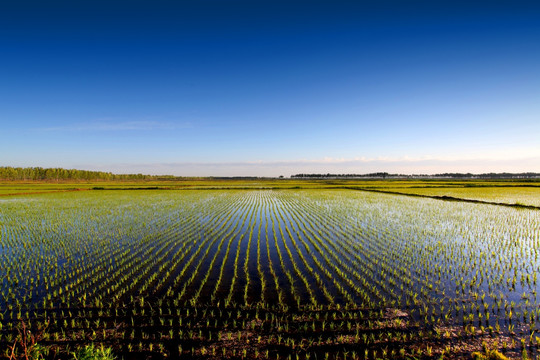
[1,1,539,176]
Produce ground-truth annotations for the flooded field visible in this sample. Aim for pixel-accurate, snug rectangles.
[1,189,539,359]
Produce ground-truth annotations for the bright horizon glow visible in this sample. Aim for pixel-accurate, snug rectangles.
[74,156,540,177]
[1,1,539,177]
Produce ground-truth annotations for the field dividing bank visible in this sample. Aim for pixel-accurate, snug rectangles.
[0,189,539,359]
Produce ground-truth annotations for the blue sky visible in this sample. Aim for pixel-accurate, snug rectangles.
[1,1,539,176]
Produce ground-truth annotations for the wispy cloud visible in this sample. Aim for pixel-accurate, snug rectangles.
[37,120,191,132]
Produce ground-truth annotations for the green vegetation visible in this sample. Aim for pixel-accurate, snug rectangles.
[0,186,539,359]
[369,186,540,207]
[0,166,155,182]
[72,344,115,360]
[472,342,509,360]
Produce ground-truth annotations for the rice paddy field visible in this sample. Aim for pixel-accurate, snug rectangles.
[374,186,540,208]
[1,183,540,359]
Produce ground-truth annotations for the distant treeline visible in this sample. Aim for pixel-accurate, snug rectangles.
[430,172,540,179]
[292,172,540,179]
[0,166,160,181]
[293,172,397,178]
[3,166,539,181]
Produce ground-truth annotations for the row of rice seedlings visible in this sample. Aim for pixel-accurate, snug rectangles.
[278,207,336,306]
[272,200,319,307]
[279,195,371,306]
[162,192,246,303]
[175,193,251,304]
[278,196,357,307]
[224,197,257,306]
[242,193,259,305]
[255,196,266,305]
[263,200,287,308]
[191,202,247,305]
[288,194,405,306]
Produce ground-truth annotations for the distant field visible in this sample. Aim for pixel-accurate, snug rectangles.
[1,178,539,194]
[0,179,323,195]
[1,187,539,359]
[380,186,540,207]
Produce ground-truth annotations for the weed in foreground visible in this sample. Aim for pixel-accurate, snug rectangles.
[72,344,115,360]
